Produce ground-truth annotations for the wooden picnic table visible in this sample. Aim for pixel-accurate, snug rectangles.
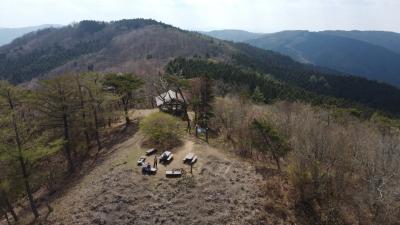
[190,156,197,164]
[142,163,157,175]
[167,154,173,161]
[183,153,194,161]
[137,156,146,166]
[160,151,171,159]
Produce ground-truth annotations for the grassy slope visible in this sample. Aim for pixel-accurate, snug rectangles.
[35,110,299,225]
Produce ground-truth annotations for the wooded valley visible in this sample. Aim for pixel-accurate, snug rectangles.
[0,18,400,225]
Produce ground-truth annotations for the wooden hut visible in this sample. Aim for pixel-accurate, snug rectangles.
[155,90,186,116]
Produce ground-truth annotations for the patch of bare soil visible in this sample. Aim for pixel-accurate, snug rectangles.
[41,131,297,225]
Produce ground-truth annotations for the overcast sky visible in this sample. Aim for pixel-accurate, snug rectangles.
[1,0,399,32]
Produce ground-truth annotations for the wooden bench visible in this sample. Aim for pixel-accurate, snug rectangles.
[183,153,194,163]
[190,156,197,165]
[146,148,157,156]
[166,154,173,162]
[166,169,182,178]
[150,167,157,175]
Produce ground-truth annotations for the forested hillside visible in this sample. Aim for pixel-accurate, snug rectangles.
[204,29,400,87]
[2,19,400,116]
[1,19,400,225]
[0,19,232,83]
[166,56,400,116]
[323,30,400,54]
[231,43,400,114]
[2,69,399,225]
[246,31,400,86]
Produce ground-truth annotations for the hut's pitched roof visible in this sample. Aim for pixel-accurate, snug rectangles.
[155,90,184,107]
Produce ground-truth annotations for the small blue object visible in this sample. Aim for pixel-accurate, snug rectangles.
[197,127,206,133]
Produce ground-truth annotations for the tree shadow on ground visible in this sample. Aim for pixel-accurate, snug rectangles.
[25,122,140,225]
[255,166,280,179]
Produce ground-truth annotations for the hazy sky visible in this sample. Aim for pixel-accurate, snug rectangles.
[1,0,400,32]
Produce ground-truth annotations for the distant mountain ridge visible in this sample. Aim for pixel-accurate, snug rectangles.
[0,24,62,46]
[204,29,400,87]
[322,30,400,55]
[202,29,264,42]
[2,19,400,115]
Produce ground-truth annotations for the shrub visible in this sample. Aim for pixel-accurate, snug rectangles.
[140,112,184,149]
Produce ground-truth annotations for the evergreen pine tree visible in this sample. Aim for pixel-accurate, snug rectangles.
[0,81,62,218]
[251,86,265,103]
[103,73,143,126]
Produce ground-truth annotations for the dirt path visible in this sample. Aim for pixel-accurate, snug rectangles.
[43,130,294,225]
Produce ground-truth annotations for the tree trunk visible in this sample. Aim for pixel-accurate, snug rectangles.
[1,209,10,225]
[177,87,191,134]
[183,111,191,134]
[84,130,90,154]
[93,108,102,153]
[271,151,281,171]
[21,166,39,218]
[7,91,39,219]
[81,83,103,160]
[45,200,53,219]
[123,103,130,125]
[186,119,191,134]
[63,113,74,174]
[4,195,17,222]
[256,121,281,171]
[77,83,91,159]
[150,96,155,108]
[18,155,39,218]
